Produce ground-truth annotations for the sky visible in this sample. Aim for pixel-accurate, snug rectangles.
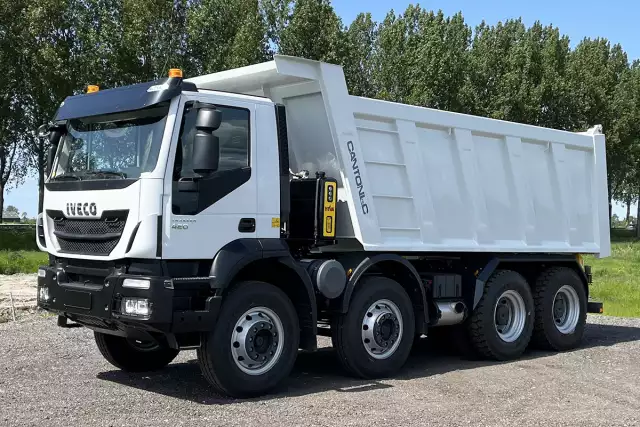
[5,0,638,218]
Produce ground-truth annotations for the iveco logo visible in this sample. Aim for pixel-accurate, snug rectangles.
[66,202,98,217]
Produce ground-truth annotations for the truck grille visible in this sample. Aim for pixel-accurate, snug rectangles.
[47,210,128,256]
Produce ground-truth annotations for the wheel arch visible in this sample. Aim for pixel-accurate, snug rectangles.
[210,239,317,351]
[338,253,429,334]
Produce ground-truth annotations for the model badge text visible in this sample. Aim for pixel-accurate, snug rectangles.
[347,140,369,214]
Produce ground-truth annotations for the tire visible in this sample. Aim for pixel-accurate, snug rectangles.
[531,267,587,351]
[94,332,179,372]
[332,276,415,378]
[197,281,299,398]
[467,270,534,361]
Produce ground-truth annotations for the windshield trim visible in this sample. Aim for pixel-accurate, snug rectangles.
[44,178,140,192]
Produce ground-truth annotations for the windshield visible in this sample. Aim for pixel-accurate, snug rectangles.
[50,104,170,181]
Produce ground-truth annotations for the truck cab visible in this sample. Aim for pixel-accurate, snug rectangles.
[38,74,283,262]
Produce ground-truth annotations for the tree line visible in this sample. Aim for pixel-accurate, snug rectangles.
[1,0,639,225]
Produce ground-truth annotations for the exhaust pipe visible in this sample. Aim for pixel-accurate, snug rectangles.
[435,301,467,326]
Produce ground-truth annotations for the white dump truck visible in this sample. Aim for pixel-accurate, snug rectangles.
[35,55,609,397]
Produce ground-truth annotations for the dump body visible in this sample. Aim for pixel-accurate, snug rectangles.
[188,55,611,258]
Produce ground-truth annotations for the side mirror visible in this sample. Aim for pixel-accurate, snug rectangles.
[45,145,56,176]
[191,107,221,175]
[37,123,51,138]
[192,133,220,174]
[195,107,222,131]
[177,178,198,192]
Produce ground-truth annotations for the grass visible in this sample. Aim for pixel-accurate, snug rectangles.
[0,225,39,251]
[586,233,640,318]
[0,232,639,317]
[0,251,48,275]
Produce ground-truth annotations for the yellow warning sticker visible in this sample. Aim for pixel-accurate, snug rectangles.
[272,217,281,228]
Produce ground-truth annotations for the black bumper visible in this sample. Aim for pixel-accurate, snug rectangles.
[36,264,222,340]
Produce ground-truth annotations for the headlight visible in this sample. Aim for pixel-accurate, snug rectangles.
[38,268,47,278]
[122,278,150,289]
[121,297,151,317]
[38,287,50,302]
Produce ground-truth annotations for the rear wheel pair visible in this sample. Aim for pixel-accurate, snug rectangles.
[463,267,587,360]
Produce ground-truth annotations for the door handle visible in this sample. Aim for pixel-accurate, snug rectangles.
[238,218,256,233]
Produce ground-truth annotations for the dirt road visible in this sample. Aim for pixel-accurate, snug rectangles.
[0,274,37,322]
[1,314,639,427]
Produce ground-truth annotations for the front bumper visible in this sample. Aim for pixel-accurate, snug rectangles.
[36,264,222,341]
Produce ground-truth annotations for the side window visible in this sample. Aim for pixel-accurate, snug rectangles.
[171,103,251,215]
[174,104,250,180]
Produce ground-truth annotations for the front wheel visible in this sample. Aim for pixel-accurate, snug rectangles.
[197,281,299,398]
[94,332,179,372]
[332,276,415,378]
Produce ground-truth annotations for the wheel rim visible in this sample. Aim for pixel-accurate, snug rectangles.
[126,338,159,352]
[553,285,580,334]
[231,307,284,375]
[361,299,403,360]
[493,290,526,343]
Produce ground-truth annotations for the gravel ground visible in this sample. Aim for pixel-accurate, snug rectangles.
[1,314,639,427]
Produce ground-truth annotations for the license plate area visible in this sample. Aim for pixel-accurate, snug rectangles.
[64,290,92,310]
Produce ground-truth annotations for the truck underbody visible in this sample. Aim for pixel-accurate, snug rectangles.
[37,244,603,397]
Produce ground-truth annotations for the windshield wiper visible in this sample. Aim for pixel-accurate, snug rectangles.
[50,173,82,181]
[81,170,128,179]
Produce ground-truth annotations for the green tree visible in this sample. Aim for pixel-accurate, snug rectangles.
[372,6,471,112]
[568,39,631,219]
[119,0,189,81]
[278,0,344,62]
[187,0,254,75]
[408,10,471,112]
[524,22,577,129]
[611,61,640,233]
[261,0,292,53]
[4,205,19,216]
[23,0,81,213]
[467,19,533,122]
[373,8,417,104]
[341,13,377,98]
[0,0,30,221]
[227,0,269,68]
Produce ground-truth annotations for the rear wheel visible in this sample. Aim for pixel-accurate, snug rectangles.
[467,270,534,360]
[197,281,299,398]
[332,276,415,378]
[94,332,179,372]
[531,267,587,351]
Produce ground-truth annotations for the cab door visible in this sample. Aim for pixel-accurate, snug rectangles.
[161,93,257,260]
